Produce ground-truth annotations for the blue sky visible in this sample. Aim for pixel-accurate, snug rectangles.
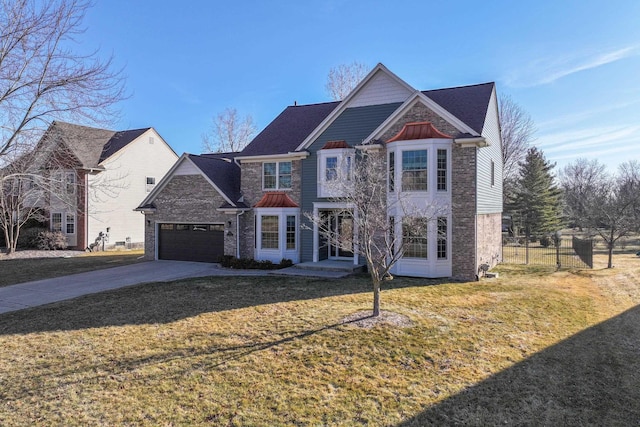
[82,1,640,172]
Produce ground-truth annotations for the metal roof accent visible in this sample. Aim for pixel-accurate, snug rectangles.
[254,191,299,208]
[386,121,453,142]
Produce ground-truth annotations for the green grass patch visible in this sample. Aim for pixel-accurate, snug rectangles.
[1,261,639,425]
[0,250,145,287]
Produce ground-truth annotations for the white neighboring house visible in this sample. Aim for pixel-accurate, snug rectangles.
[35,121,178,250]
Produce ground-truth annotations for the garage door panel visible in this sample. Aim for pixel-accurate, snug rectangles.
[158,223,224,262]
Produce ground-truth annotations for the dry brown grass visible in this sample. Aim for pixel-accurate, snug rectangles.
[0,253,639,425]
[0,250,144,287]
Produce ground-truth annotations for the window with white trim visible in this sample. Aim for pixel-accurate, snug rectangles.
[66,213,75,234]
[402,150,428,191]
[51,213,62,232]
[437,217,447,260]
[437,149,447,191]
[263,161,292,190]
[318,149,354,197]
[286,215,296,250]
[261,215,279,249]
[402,217,428,258]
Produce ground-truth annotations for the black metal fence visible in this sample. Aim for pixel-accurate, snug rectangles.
[502,235,593,269]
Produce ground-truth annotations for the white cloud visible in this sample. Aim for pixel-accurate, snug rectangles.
[537,125,640,154]
[505,45,640,88]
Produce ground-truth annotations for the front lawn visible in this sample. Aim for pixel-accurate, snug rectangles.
[0,250,145,287]
[0,254,639,425]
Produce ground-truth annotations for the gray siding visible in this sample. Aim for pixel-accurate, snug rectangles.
[299,103,401,262]
[476,88,503,215]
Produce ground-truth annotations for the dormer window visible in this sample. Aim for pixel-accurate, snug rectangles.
[317,140,354,198]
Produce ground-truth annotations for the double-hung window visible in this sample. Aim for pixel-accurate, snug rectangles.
[261,215,279,249]
[437,149,447,191]
[263,161,292,190]
[437,217,447,260]
[402,217,428,258]
[401,150,428,191]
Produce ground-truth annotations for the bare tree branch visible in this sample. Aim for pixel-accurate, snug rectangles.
[325,62,368,101]
[499,94,536,201]
[201,107,256,153]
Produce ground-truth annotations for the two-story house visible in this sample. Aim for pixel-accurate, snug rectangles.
[137,64,502,280]
[32,121,178,250]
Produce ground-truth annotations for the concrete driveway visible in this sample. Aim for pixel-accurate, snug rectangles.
[0,260,267,315]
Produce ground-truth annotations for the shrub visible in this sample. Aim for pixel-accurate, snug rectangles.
[540,235,551,248]
[217,255,293,270]
[35,231,68,250]
[17,227,48,249]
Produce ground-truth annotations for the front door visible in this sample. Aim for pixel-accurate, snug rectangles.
[327,211,354,259]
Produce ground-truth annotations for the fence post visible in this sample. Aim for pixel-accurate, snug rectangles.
[525,236,529,265]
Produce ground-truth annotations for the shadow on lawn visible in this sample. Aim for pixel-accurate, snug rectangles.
[0,274,440,335]
[397,304,640,426]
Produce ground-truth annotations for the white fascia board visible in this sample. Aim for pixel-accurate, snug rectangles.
[295,63,416,152]
[234,151,309,163]
[216,207,251,214]
[363,92,479,144]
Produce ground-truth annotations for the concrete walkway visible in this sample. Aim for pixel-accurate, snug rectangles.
[0,260,353,315]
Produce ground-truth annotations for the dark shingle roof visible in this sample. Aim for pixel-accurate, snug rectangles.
[188,153,243,206]
[100,128,151,162]
[240,101,339,157]
[44,121,154,169]
[422,82,495,135]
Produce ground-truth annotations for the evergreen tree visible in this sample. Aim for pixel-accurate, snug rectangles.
[508,147,563,236]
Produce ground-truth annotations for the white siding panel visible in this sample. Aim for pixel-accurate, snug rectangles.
[349,71,412,108]
[174,160,200,175]
[87,129,178,247]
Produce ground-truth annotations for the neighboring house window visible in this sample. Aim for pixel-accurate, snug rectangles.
[261,215,279,249]
[388,152,395,192]
[263,161,292,190]
[51,213,62,232]
[66,172,76,194]
[66,213,75,234]
[437,149,447,191]
[402,150,428,191]
[286,215,296,250]
[402,217,428,258]
[146,176,156,192]
[437,217,447,260]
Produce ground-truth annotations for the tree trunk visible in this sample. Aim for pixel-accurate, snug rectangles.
[607,244,614,268]
[372,279,381,317]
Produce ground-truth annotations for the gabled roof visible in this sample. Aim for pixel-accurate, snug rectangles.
[423,82,495,135]
[239,102,339,157]
[189,153,243,206]
[100,128,151,162]
[42,121,159,169]
[136,152,247,212]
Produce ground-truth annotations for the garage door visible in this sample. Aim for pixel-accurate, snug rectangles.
[158,223,224,262]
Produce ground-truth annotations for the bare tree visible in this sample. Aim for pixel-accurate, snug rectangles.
[325,62,368,101]
[559,158,608,230]
[201,108,257,153]
[0,0,126,159]
[566,160,640,268]
[305,147,445,317]
[499,94,536,203]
